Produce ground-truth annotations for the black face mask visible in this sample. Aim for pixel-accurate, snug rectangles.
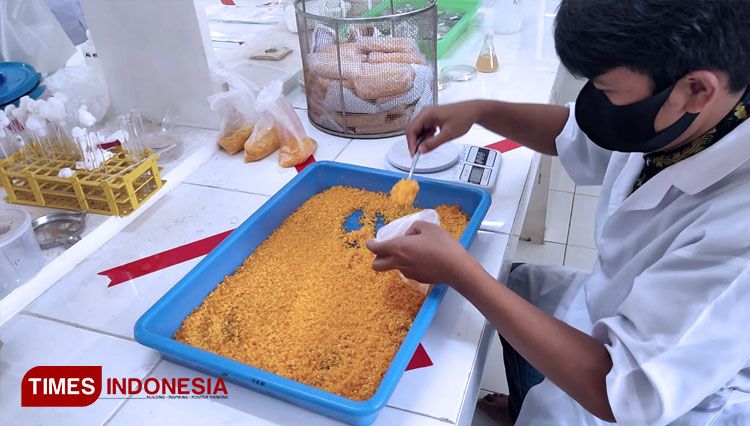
[575,80,699,153]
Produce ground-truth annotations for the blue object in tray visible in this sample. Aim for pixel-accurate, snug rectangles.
[134,161,491,425]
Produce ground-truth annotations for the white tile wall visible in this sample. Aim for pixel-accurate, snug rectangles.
[567,194,598,249]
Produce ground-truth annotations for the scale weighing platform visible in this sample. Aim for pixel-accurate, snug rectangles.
[385,141,501,192]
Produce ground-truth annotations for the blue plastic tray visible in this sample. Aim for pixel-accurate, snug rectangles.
[134,161,491,425]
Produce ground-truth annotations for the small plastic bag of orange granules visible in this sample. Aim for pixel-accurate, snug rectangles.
[375,209,440,295]
[208,68,260,155]
[253,80,317,167]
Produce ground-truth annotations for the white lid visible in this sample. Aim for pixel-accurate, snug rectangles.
[0,207,32,249]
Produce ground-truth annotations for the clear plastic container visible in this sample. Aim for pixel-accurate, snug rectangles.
[0,207,44,297]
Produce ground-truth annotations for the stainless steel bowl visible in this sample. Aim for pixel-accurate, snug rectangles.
[32,211,87,249]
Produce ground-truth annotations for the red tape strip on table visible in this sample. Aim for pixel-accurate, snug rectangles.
[98,230,234,287]
[220,0,236,5]
[405,343,433,371]
[485,139,521,153]
[294,154,317,173]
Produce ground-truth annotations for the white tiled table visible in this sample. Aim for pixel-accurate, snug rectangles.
[0,0,558,424]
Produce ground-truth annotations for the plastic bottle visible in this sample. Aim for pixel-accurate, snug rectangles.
[494,0,522,34]
[476,30,499,73]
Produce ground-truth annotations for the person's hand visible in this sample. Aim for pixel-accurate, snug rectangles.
[365,221,474,286]
[406,101,480,156]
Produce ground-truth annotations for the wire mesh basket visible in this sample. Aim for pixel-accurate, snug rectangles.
[295,0,437,138]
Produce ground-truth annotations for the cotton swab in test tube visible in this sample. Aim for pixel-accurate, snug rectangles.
[79,106,112,172]
[44,97,75,155]
[78,106,100,168]
[37,100,63,156]
[3,105,29,156]
[71,127,94,171]
[4,105,20,133]
[0,126,10,158]
[0,111,19,159]
[13,99,31,142]
[0,110,10,134]
[31,99,62,155]
[25,115,51,158]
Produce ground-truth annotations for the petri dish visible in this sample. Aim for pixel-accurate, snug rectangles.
[440,64,477,82]
[437,74,451,91]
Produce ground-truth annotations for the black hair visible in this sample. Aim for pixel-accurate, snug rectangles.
[554,0,750,93]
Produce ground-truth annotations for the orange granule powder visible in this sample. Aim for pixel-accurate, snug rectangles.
[174,185,469,400]
[390,178,420,206]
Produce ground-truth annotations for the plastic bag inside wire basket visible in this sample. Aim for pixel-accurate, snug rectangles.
[298,2,437,137]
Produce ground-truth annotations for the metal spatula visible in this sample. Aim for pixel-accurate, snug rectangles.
[407,135,425,180]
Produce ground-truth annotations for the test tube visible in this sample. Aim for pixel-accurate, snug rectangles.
[116,114,141,160]
[128,108,148,154]
[25,116,52,159]
[71,127,95,171]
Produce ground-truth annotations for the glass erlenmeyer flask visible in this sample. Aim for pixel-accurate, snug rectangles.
[476,30,499,73]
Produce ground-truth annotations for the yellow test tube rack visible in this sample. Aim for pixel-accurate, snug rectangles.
[0,147,165,217]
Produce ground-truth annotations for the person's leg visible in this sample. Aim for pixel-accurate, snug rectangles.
[493,263,544,423]
[477,263,546,424]
[500,334,544,423]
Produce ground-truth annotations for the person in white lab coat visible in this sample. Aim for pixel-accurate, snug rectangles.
[365,0,750,424]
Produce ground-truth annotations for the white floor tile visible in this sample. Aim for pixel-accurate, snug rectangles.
[543,190,573,244]
[564,245,599,271]
[0,314,159,426]
[514,240,566,266]
[567,194,598,249]
[479,333,509,395]
[576,185,601,197]
[550,157,575,193]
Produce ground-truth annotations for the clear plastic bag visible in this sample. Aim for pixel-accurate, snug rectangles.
[252,80,317,167]
[375,209,440,295]
[0,0,76,74]
[243,115,278,163]
[207,69,260,155]
[44,64,110,122]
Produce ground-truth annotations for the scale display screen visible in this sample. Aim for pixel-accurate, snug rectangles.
[469,166,484,184]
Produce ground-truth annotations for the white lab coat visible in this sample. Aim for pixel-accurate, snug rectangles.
[512,105,750,425]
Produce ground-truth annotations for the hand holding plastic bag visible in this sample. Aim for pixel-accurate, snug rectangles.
[374,209,440,295]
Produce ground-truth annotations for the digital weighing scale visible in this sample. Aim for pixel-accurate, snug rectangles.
[385,141,501,192]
